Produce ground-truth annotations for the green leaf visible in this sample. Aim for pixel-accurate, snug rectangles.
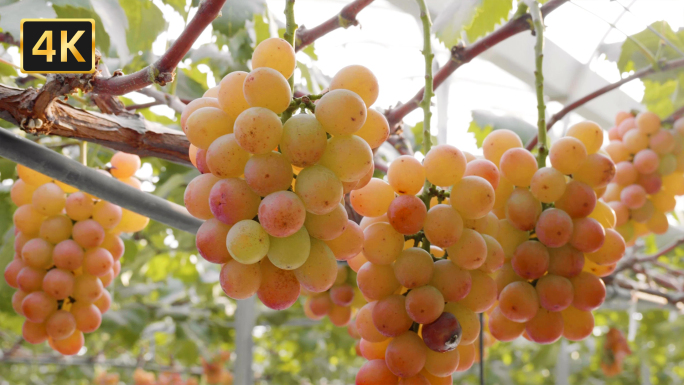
[410,121,437,154]
[212,0,266,38]
[91,0,131,60]
[301,44,317,61]
[162,0,188,19]
[642,79,677,118]
[175,66,208,100]
[471,110,537,145]
[0,0,56,39]
[254,11,271,45]
[0,60,15,76]
[227,28,254,66]
[463,0,513,42]
[119,0,166,55]
[467,119,493,148]
[618,21,684,74]
[433,0,481,48]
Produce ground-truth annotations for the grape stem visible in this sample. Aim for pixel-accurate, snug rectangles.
[527,0,548,168]
[283,0,298,92]
[415,0,434,167]
[79,141,88,166]
[280,93,323,123]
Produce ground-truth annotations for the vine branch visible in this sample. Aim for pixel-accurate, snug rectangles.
[294,0,375,52]
[416,0,434,160]
[525,57,684,150]
[90,0,226,95]
[527,0,548,167]
[385,0,568,131]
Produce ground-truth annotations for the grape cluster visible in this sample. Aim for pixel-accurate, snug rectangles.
[4,153,148,355]
[603,112,684,241]
[130,369,202,385]
[302,264,367,326]
[487,124,623,344]
[350,145,501,384]
[181,37,389,310]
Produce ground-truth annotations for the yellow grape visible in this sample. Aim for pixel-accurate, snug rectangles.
[243,67,291,114]
[496,218,528,258]
[493,176,515,210]
[226,220,269,264]
[42,268,75,300]
[658,153,677,175]
[203,86,219,98]
[636,111,661,134]
[83,247,114,276]
[305,204,348,241]
[206,134,250,178]
[257,258,300,310]
[113,209,149,233]
[10,180,37,207]
[195,219,233,264]
[372,294,413,337]
[482,129,522,166]
[293,239,337,293]
[464,159,499,189]
[464,212,498,237]
[633,149,659,174]
[570,271,606,311]
[217,71,250,120]
[387,155,425,195]
[387,195,427,235]
[385,331,427,378]
[393,247,433,289]
[17,266,46,293]
[348,252,369,273]
[184,173,220,220]
[72,219,105,249]
[604,140,630,163]
[219,259,261,300]
[294,165,343,215]
[244,152,293,197]
[40,214,73,244]
[652,190,676,213]
[499,148,537,187]
[447,228,486,270]
[530,167,566,203]
[70,302,102,333]
[454,344,476,372]
[423,347,461,379]
[356,302,388,342]
[649,129,675,154]
[32,183,66,216]
[363,222,404,265]
[318,135,373,182]
[280,114,328,167]
[17,164,52,186]
[647,210,669,234]
[535,208,573,248]
[109,152,140,179]
[549,137,587,175]
[589,200,617,229]
[614,161,637,186]
[258,191,306,237]
[450,176,495,220]
[251,37,296,79]
[566,121,603,154]
[22,320,48,344]
[405,285,444,324]
[430,260,471,302]
[622,129,649,154]
[186,107,234,150]
[555,180,597,218]
[53,180,78,194]
[267,227,311,270]
[424,204,463,248]
[315,89,367,135]
[505,188,541,231]
[22,238,53,269]
[357,262,400,300]
[479,235,504,273]
[325,220,364,261]
[233,107,283,155]
[488,306,524,342]
[45,310,77,341]
[662,173,684,195]
[73,274,104,303]
[350,178,395,217]
[498,281,539,322]
[182,98,220,134]
[569,217,605,253]
[329,65,379,107]
[92,201,122,230]
[457,270,496,313]
[586,228,625,266]
[423,144,467,187]
[209,178,260,226]
[620,184,647,209]
[526,308,563,344]
[561,306,594,341]
[355,109,390,149]
[573,153,616,188]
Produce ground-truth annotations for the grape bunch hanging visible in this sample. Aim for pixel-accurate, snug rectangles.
[182,37,389,309]
[4,153,149,355]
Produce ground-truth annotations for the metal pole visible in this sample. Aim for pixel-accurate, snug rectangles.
[479,312,484,385]
[0,128,202,234]
[235,297,256,385]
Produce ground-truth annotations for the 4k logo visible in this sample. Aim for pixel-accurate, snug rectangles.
[21,19,95,74]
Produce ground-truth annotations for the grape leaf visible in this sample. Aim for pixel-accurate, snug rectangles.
[467,119,493,148]
[254,11,271,45]
[463,0,514,42]
[433,0,481,48]
[0,0,56,38]
[471,109,537,146]
[162,0,188,19]
[175,66,208,100]
[53,3,112,57]
[91,0,131,61]
[119,0,166,55]
[642,79,677,118]
[212,0,266,39]
[618,21,684,74]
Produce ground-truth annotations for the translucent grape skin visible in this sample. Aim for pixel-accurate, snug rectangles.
[357,262,400,301]
[570,272,606,311]
[405,285,445,324]
[387,155,425,195]
[220,259,262,300]
[181,97,221,133]
[43,269,75,300]
[561,306,594,341]
[505,188,542,231]
[535,274,573,311]
[294,165,343,215]
[233,107,283,154]
[430,260,471,302]
[356,359,399,385]
[363,222,405,265]
[511,241,549,280]
[209,178,261,226]
[482,129,523,167]
[526,308,564,344]
[184,174,220,220]
[186,107,234,150]
[535,208,574,248]
[393,248,434,289]
[385,331,427,378]
[280,114,328,167]
[573,153,616,189]
[356,302,388,343]
[244,152,293,197]
[305,204,349,241]
[350,178,395,217]
[318,135,373,183]
[329,65,379,107]
[294,239,337,293]
[547,245,585,278]
[258,191,306,238]
[266,227,311,270]
[226,220,270,264]
[424,204,464,248]
[457,270,496,313]
[464,159,499,189]
[355,109,390,149]
[243,67,292,114]
[387,195,427,235]
[196,219,233,264]
[549,137,587,175]
[488,306,525,342]
[498,281,539,322]
[206,134,250,179]
[423,144,467,187]
[257,258,300,310]
[314,89,367,135]
[450,176,495,220]
[447,228,487,270]
[554,180,596,219]
[325,220,364,261]
[372,294,413,337]
[499,148,538,187]
[251,37,296,79]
